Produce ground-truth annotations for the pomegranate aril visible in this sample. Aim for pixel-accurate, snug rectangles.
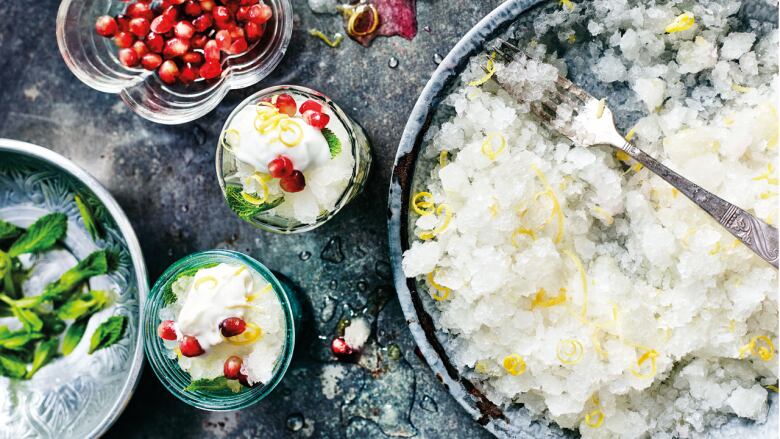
[128,17,150,37]
[174,20,196,39]
[273,93,297,116]
[157,320,177,340]
[267,155,294,179]
[213,5,230,22]
[127,2,154,20]
[150,15,174,33]
[184,0,202,16]
[119,48,140,67]
[299,99,322,115]
[303,110,330,130]
[215,30,232,51]
[229,37,248,54]
[182,51,203,64]
[280,171,306,193]
[95,16,118,37]
[169,0,187,5]
[223,356,243,379]
[331,337,353,357]
[179,65,199,83]
[116,14,131,31]
[163,37,190,58]
[199,0,216,12]
[141,52,163,70]
[158,59,180,84]
[219,317,247,337]
[247,4,272,25]
[179,335,204,357]
[192,13,212,32]
[199,60,222,79]
[132,40,149,57]
[229,26,245,41]
[191,34,208,48]
[113,31,135,49]
[162,5,179,22]
[145,32,164,52]
[245,21,264,41]
[204,39,220,61]
[236,6,250,22]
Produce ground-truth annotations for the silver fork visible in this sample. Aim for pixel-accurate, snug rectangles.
[491,40,778,268]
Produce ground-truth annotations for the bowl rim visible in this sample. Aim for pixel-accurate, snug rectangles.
[0,138,148,438]
[55,0,294,125]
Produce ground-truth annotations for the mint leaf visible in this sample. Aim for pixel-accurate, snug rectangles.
[42,250,110,305]
[0,220,21,243]
[224,185,284,221]
[12,305,43,333]
[57,290,112,321]
[322,127,342,158]
[184,376,242,394]
[0,354,27,379]
[8,213,67,257]
[0,330,44,350]
[26,338,58,378]
[62,317,89,356]
[161,263,219,305]
[88,315,126,354]
[74,195,101,241]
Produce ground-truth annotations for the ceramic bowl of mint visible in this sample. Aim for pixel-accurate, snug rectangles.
[0,139,147,438]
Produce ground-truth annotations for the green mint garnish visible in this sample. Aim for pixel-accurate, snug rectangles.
[322,127,342,158]
[0,219,21,243]
[74,194,102,240]
[184,376,242,394]
[224,185,284,221]
[62,318,89,356]
[88,315,127,354]
[26,338,59,378]
[8,213,67,257]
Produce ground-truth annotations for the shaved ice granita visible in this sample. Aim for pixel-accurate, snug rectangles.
[403,0,778,437]
[217,85,371,233]
[144,250,298,410]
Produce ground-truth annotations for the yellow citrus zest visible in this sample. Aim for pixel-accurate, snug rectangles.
[563,249,588,319]
[419,204,453,240]
[615,150,630,162]
[174,347,182,358]
[566,34,576,44]
[345,4,379,37]
[709,242,721,255]
[531,287,567,309]
[671,188,679,198]
[591,330,609,360]
[233,265,247,276]
[278,119,304,146]
[531,165,564,243]
[760,191,777,199]
[475,360,489,374]
[468,52,497,87]
[253,102,305,147]
[731,83,752,93]
[625,128,637,141]
[629,349,659,379]
[194,275,218,290]
[247,283,273,302]
[767,385,779,393]
[412,192,435,216]
[502,354,526,376]
[511,227,537,248]
[307,28,344,47]
[427,270,451,301]
[221,129,240,153]
[753,164,778,185]
[560,0,574,11]
[489,198,499,217]
[481,132,507,160]
[225,322,263,345]
[557,339,584,365]
[592,206,614,225]
[665,12,695,33]
[241,173,271,205]
[739,335,775,361]
[439,150,449,168]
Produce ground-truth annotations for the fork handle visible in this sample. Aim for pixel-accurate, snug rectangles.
[619,141,778,268]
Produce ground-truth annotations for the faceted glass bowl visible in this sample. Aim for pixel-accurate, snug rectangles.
[143,250,298,411]
[56,0,293,125]
[216,85,372,233]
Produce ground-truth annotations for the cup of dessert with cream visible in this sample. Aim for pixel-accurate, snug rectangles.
[216,85,371,233]
[143,250,299,410]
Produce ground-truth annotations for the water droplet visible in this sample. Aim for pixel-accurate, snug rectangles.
[167,248,174,256]
[433,53,443,65]
[181,205,188,212]
[420,395,438,413]
[321,296,336,322]
[329,279,338,289]
[286,413,305,431]
[423,25,431,32]
[299,251,311,261]
[321,237,345,263]
[388,57,399,68]
[357,280,368,292]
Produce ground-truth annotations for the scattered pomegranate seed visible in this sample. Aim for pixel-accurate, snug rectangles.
[158,59,180,84]
[219,317,247,337]
[303,110,330,130]
[113,31,135,48]
[223,356,243,379]
[280,171,306,193]
[245,21,264,41]
[299,99,322,115]
[116,14,131,31]
[191,33,208,48]
[204,39,220,61]
[273,93,297,116]
[128,17,150,37]
[169,0,187,5]
[145,32,164,52]
[157,320,177,340]
[183,0,202,16]
[213,5,230,22]
[228,37,248,54]
[247,4,272,25]
[182,51,203,64]
[179,65,199,83]
[132,40,149,57]
[179,335,204,357]
[192,13,212,32]
[215,29,232,51]
[141,52,163,70]
[118,48,139,67]
[163,37,190,58]
[229,25,245,41]
[200,60,222,79]
[95,16,118,37]
[150,15,174,33]
[331,337,353,357]
[127,2,154,20]
[162,5,179,22]
[236,6,250,22]
[268,155,294,178]
[174,20,195,39]
[199,0,216,12]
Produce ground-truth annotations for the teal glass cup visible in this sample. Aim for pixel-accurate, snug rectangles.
[143,250,300,410]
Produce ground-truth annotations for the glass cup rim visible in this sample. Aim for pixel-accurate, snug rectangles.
[215,84,365,233]
[143,249,295,410]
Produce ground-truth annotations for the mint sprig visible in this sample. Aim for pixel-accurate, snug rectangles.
[88,315,126,354]
[224,185,283,221]
[8,213,67,257]
[184,376,242,394]
[62,318,89,356]
[0,220,21,243]
[74,194,102,240]
[322,127,342,158]
[161,262,219,305]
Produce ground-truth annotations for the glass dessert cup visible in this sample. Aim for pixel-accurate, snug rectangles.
[56,0,293,125]
[143,250,299,410]
[216,85,372,233]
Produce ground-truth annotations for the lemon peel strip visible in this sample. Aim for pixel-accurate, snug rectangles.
[412,192,435,216]
[752,164,778,185]
[225,322,263,345]
[557,339,584,365]
[221,129,240,153]
[481,132,507,160]
[739,335,775,361]
[563,249,588,319]
[468,52,497,87]
[511,227,537,248]
[419,204,453,240]
[584,410,604,428]
[307,28,344,48]
[531,165,564,243]
[665,12,695,33]
[502,354,526,376]
[427,270,451,301]
[629,349,659,379]
[439,150,449,168]
[241,173,271,205]
[194,275,218,290]
[531,287,566,309]
[346,4,379,37]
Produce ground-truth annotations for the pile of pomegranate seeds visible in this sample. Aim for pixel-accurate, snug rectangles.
[94,0,273,85]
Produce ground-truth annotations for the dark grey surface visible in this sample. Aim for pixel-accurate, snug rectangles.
[0,0,502,437]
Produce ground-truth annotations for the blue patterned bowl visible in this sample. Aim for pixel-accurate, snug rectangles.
[0,139,147,438]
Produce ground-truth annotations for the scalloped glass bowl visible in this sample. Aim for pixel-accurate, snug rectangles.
[216,85,372,233]
[56,0,293,124]
[143,250,299,410]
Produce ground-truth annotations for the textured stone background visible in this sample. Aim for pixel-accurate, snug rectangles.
[0,0,503,437]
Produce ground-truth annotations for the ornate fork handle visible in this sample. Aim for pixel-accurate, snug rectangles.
[619,141,778,268]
